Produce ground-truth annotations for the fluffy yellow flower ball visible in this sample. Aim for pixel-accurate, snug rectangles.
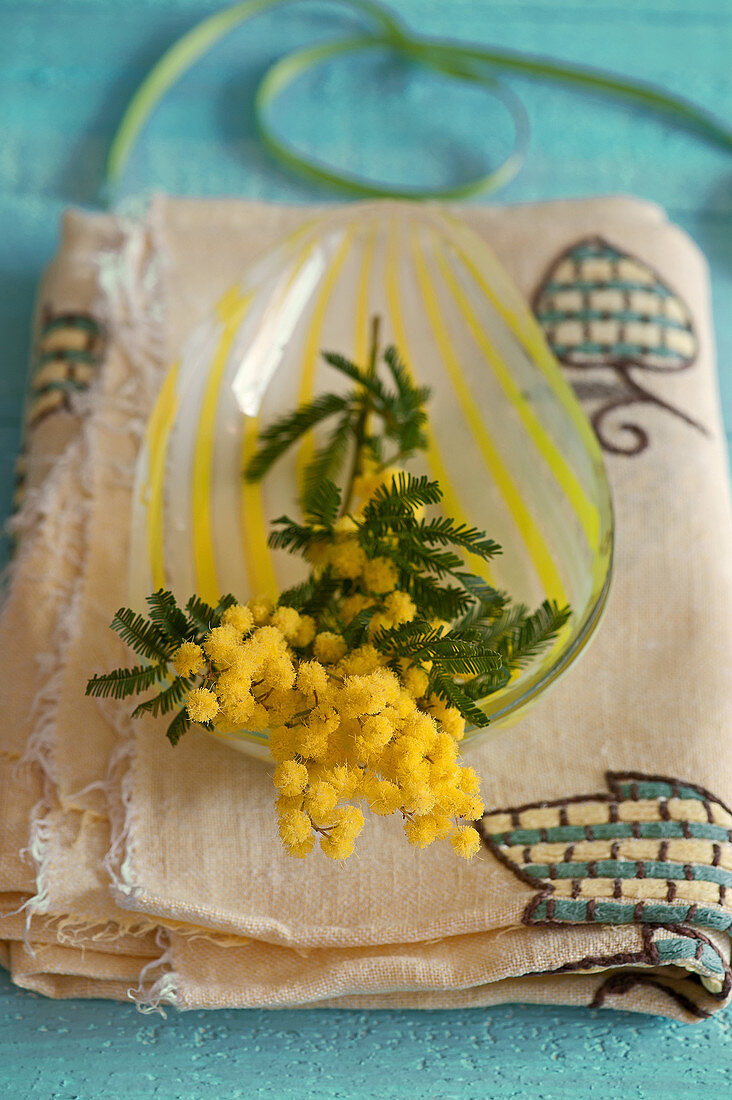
[270,605,302,641]
[203,623,241,666]
[173,641,206,678]
[268,726,299,763]
[221,603,255,635]
[284,835,316,859]
[333,515,358,535]
[330,538,366,580]
[402,664,429,700]
[362,556,399,595]
[320,807,365,860]
[303,780,339,826]
[291,614,316,648]
[338,644,382,677]
[305,539,331,571]
[383,590,416,627]
[459,767,481,795]
[404,814,438,848]
[273,759,309,797]
[450,825,481,859]
[278,809,313,847]
[186,687,220,723]
[340,593,374,624]
[365,777,403,816]
[313,632,347,664]
[247,597,273,625]
[440,707,466,742]
[215,665,252,706]
[296,660,329,699]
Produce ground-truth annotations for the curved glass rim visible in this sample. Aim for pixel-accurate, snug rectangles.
[467,494,615,738]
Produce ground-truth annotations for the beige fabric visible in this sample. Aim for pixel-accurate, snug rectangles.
[1,195,731,1021]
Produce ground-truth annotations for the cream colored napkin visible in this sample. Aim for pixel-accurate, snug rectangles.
[2,195,731,1021]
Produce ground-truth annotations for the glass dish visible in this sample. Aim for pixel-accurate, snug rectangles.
[129,203,613,758]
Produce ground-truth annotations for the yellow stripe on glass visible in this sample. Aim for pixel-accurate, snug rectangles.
[237,234,323,600]
[441,212,603,460]
[144,359,181,591]
[410,231,567,605]
[192,288,251,604]
[385,219,496,585]
[240,415,279,599]
[296,228,356,496]
[428,231,600,552]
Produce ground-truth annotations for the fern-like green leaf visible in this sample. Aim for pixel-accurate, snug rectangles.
[394,540,465,578]
[362,473,442,528]
[371,619,442,656]
[109,608,172,661]
[268,517,318,553]
[302,414,353,512]
[302,478,342,529]
[146,589,192,644]
[431,652,502,677]
[415,518,501,560]
[406,573,472,621]
[430,671,491,728]
[131,676,192,720]
[463,665,511,700]
[342,605,380,647]
[184,595,219,633]
[321,351,388,402]
[300,571,340,617]
[166,707,191,746]
[497,600,571,669]
[86,662,169,700]
[244,393,350,482]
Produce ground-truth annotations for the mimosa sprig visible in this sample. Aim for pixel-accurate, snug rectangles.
[87,323,569,861]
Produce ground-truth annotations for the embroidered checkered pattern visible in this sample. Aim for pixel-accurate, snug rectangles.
[534,239,697,369]
[481,773,732,933]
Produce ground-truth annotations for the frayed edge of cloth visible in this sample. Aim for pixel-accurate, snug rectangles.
[128,929,178,1014]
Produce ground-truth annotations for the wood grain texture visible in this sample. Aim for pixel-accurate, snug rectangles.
[0,0,731,1095]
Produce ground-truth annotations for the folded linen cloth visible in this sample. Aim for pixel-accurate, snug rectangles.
[2,194,731,1021]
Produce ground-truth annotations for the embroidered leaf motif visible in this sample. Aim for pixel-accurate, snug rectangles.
[533,237,705,455]
[480,772,732,933]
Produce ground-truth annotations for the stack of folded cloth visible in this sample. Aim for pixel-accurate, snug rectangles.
[1,195,731,1021]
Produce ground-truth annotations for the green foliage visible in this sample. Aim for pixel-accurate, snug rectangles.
[184,593,237,633]
[166,707,192,747]
[302,413,353,510]
[342,605,380,648]
[361,473,442,528]
[109,608,172,663]
[146,589,193,644]
[268,517,319,553]
[243,393,350,482]
[414,517,500,560]
[132,676,193,720]
[90,325,573,744]
[494,599,571,668]
[86,588,237,746]
[244,344,432,500]
[86,662,169,700]
[429,671,492,729]
[302,479,342,529]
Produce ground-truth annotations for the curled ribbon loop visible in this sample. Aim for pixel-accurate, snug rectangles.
[105,0,732,203]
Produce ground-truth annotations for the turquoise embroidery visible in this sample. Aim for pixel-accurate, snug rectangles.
[533,238,704,455]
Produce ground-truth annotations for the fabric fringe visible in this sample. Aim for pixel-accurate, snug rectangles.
[13,203,172,978]
[128,929,178,1015]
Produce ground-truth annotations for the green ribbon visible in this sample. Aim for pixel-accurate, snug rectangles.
[105,0,732,203]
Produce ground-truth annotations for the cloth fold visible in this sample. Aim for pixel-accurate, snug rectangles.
[2,194,731,1021]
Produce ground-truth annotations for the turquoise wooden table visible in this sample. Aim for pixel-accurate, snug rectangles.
[1,1,731,1095]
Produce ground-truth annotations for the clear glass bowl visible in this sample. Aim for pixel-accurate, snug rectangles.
[129,203,613,758]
